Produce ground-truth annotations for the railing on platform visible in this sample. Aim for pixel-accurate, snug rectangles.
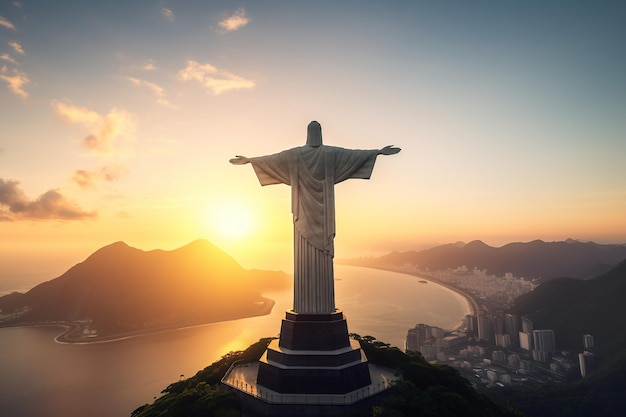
[221,362,394,405]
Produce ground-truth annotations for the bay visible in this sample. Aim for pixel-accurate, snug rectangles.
[0,265,471,417]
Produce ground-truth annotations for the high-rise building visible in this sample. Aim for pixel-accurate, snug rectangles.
[521,317,534,333]
[465,315,477,335]
[533,329,556,352]
[519,331,532,351]
[495,333,511,348]
[406,326,423,352]
[532,329,556,362]
[579,351,594,377]
[504,314,519,343]
[477,313,493,342]
[532,350,550,362]
[493,312,505,335]
[406,324,437,352]
[430,326,445,339]
[583,334,594,350]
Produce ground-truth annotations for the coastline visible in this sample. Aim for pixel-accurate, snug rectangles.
[353,265,481,319]
[413,271,482,317]
[0,297,276,345]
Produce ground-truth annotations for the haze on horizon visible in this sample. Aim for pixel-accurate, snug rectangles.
[1,1,625,284]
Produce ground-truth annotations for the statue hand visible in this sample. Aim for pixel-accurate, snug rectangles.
[379,145,401,155]
[229,155,250,165]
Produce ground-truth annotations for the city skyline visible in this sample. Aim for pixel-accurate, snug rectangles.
[1,1,625,283]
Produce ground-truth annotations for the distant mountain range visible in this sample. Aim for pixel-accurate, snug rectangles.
[0,240,289,339]
[339,239,626,281]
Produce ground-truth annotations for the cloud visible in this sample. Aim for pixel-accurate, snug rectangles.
[219,8,249,32]
[126,76,177,108]
[131,59,156,71]
[142,59,156,71]
[0,16,16,30]
[0,178,95,221]
[72,165,129,188]
[177,60,255,95]
[126,76,164,96]
[162,8,174,21]
[51,100,136,153]
[8,41,24,55]
[0,53,17,64]
[0,65,29,97]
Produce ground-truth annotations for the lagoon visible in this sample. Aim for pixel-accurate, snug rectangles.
[0,265,470,417]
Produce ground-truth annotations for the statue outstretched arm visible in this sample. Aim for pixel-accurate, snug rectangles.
[229,155,251,165]
[378,145,401,155]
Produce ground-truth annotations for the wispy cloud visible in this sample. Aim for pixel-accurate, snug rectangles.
[126,76,177,108]
[219,8,249,32]
[127,76,164,96]
[0,65,29,97]
[51,100,136,154]
[8,40,24,55]
[72,165,129,188]
[142,59,156,71]
[0,16,16,31]
[0,178,95,221]
[0,53,17,64]
[177,60,255,95]
[162,8,174,22]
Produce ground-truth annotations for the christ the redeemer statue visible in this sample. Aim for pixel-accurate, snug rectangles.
[230,121,400,314]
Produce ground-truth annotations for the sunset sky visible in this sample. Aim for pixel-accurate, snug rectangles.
[1,1,625,288]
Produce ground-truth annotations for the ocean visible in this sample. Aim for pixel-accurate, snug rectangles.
[0,265,470,417]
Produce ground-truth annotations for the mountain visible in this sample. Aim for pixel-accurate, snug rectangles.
[509,259,626,351]
[340,239,626,281]
[0,240,289,338]
[487,261,626,417]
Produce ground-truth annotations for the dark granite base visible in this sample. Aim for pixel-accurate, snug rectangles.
[256,310,372,394]
[278,311,351,351]
[257,359,371,394]
[266,345,362,367]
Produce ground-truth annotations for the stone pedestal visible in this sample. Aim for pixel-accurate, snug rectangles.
[256,310,371,394]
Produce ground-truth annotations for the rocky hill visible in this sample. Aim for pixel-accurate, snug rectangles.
[0,240,289,338]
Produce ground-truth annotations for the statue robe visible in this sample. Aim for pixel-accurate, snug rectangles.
[250,145,378,314]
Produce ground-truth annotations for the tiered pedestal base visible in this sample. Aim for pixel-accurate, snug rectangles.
[256,310,371,394]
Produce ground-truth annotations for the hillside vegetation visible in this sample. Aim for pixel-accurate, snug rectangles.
[132,335,520,417]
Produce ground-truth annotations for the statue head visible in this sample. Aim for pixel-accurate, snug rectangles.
[306,121,322,147]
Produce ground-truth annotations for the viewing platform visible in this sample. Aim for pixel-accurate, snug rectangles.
[220,309,399,416]
[222,361,396,405]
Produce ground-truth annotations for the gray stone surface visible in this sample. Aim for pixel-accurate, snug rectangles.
[230,121,400,314]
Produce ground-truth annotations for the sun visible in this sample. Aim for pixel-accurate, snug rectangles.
[212,202,253,239]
